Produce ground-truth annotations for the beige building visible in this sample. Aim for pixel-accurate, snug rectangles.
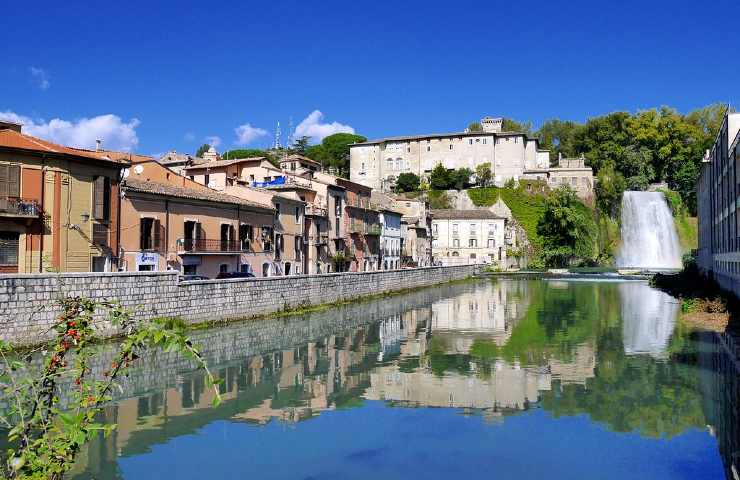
[431,209,506,267]
[349,116,594,199]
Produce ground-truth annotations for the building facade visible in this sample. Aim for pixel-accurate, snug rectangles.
[0,122,127,273]
[696,111,740,297]
[349,116,594,199]
[119,157,276,278]
[431,209,506,267]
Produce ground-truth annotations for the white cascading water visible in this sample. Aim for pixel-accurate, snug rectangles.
[616,191,682,269]
[619,281,678,359]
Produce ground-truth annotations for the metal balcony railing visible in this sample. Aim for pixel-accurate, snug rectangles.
[305,204,328,217]
[0,198,40,218]
[177,238,248,253]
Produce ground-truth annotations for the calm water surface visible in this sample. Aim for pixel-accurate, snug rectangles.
[70,278,739,479]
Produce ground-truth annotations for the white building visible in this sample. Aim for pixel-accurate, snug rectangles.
[379,208,402,270]
[350,116,549,190]
[431,209,506,267]
[349,116,594,199]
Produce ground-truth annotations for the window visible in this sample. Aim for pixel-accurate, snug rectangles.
[0,164,20,198]
[220,224,235,250]
[249,174,255,182]
[291,162,296,171]
[240,224,253,249]
[92,176,111,221]
[449,144,453,150]
[488,238,495,248]
[219,264,228,273]
[452,223,459,233]
[240,264,252,273]
[189,175,195,181]
[453,239,460,248]
[469,139,473,145]
[475,138,480,143]
[0,231,19,270]
[92,223,109,247]
[387,158,393,170]
[514,137,518,143]
[407,147,410,153]
[433,224,438,235]
[204,174,210,186]
[469,223,477,233]
[469,238,477,247]
[294,206,301,224]
[139,218,161,250]
[488,223,495,236]
[426,146,430,152]
[483,138,487,144]
[274,202,281,220]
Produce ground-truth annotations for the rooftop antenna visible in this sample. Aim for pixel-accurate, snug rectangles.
[287,116,294,148]
[274,121,282,150]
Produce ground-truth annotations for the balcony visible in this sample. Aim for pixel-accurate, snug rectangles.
[305,204,328,217]
[309,233,329,245]
[365,225,382,236]
[177,238,249,254]
[0,198,40,219]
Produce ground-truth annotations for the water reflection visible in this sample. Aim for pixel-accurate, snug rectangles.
[620,281,679,358]
[66,278,737,480]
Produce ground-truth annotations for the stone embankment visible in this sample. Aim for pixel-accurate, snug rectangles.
[0,265,479,345]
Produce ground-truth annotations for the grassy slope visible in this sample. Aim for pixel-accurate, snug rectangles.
[467,187,547,251]
[675,216,698,253]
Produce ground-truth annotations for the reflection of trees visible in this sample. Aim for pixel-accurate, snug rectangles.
[540,319,706,439]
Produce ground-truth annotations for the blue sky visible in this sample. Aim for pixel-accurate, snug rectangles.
[1,0,739,155]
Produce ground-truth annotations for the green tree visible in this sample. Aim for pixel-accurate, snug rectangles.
[292,135,310,154]
[195,144,210,158]
[537,186,598,266]
[395,172,421,192]
[502,118,533,135]
[620,145,654,191]
[475,162,492,187]
[536,119,581,164]
[594,162,626,217]
[468,121,483,132]
[313,133,367,177]
[430,163,452,190]
[451,168,473,190]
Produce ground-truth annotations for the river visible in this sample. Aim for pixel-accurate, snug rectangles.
[69,277,739,480]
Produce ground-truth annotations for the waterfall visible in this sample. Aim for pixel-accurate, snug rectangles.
[619,281,678,359]
[616,191,682,269]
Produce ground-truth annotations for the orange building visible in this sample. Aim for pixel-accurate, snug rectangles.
[0,121,128,273]
[118,156,276,278]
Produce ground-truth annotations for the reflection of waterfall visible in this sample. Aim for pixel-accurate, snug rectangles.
[616,191,682,269]
[620,282,678,358]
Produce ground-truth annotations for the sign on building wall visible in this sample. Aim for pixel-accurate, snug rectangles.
[135,252,159,269]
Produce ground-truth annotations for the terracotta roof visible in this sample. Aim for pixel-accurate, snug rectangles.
[431,209,505,220]
[280,154,321,167]
[124,178,274,211]
[184,157,268,170]
[0,129,131,165]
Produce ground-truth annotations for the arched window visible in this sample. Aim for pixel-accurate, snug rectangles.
[452,251,460,257]
[262,262,271,277]
[285,262,292,275]
[386,158,394,171]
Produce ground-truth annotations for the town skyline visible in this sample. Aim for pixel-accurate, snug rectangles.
[3,0,740,156]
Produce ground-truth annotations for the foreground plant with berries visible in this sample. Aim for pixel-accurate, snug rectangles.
[0,297,221,479]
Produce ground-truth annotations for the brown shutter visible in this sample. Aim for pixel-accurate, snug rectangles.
[0,164,8,198]
[93,176,105,220]
[102,176,111,221]
[153,219,161,250]
[139,220,147,250]
[7,165,20,198]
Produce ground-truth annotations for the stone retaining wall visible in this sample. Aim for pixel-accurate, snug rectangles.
[0,265,478,345]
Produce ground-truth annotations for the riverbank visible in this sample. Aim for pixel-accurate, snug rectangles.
[0,265,480,346]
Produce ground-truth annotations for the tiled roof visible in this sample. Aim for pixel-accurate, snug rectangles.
[124,178,274,211]
[431,209,505,220]
[183,157,267,170]
[0,129,131,164]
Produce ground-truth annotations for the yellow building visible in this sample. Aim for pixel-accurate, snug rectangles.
[0,121,128,273]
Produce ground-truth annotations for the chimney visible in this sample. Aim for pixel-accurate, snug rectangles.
[95,139,102,152]
[0,121,22,133]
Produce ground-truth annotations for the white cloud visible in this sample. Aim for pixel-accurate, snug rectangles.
[29,67,50,90]
[0,111,140,152]
[183,132,195,142]
[204,135,221,148]
[234,123,268,145]
[294,110,354,143]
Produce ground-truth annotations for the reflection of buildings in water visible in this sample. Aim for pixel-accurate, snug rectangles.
[430,281,529,352]
[697,330,740,480]
[548,343,596,386]
[619,282,679,358]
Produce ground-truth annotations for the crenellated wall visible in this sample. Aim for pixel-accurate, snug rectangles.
[0,265,478,345]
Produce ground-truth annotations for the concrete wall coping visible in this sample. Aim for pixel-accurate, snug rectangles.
[0,270,181,281]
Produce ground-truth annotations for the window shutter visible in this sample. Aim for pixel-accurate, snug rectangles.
[102,177,111,221]
[153,219,161,250]
[93,176,106,220]
[139,220,147,250]
[7,165,20,198]
[0,164,7,198]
